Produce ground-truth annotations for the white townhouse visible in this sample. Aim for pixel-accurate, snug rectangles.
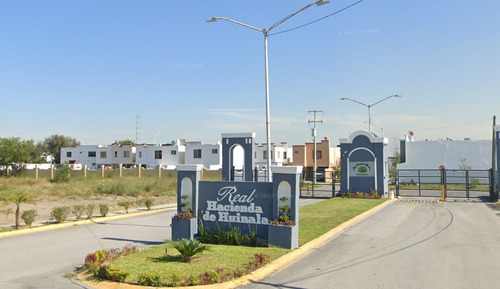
[60,145,110,170]
[253,142,292,169]
[184,141,222,170]
[135,140,186,169]
[109,143,136,168]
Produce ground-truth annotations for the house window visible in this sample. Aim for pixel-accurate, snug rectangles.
[284,152,287,160]
[171,150,177,155]
[88,151,96,157]
[316,150,322,159]
[294,150,299,154]
[66,152,72,157]
[263,151,267,160]
[154,150,162,159]
[212,149,218,154]
[114,151,118,157]
[277,151,281,159]
[124,151,130,158]
[100,151,107,158]
[138,151,142,158]
[193,149,202,159]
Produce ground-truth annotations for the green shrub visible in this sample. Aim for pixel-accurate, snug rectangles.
[138,273,162,287]
[21,209,37,227]
[99,204,109,217]
[94,183,125,196]
[173,239,209,262]
[197,270,221,285]
[96,264,128,282]
[72,205,84,220]
[86,204,95,219]
[51,206,70,223]
[117,200,133,213]
[198,221,258,247]
[170,272,182,287]
[142,198,155,210]
[50,165,71,183]
[84,245,137,277]
[246,253,270,271]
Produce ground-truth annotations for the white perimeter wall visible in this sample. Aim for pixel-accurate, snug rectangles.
[398,140,492,170]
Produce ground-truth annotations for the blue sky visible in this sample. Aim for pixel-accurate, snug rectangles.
[1,0,499,147]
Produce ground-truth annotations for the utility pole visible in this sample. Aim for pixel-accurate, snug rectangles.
[492,115,497,200]
[308,110,323,197]
[493,115,496,171]
[135,115,141,145]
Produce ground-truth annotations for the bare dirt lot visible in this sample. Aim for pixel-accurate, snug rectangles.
[0,195,175,229]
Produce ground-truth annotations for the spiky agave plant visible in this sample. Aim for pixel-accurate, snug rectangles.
[172,239,209,262]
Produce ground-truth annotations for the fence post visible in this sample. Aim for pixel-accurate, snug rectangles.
[35,166,39,180]
[84,165,88,178]
[158,165,162,178]
[396,170,400,197]
[138,164,142,178]
[418,170,421,197]
[101,165,105,179]
[465,170,470,199]
[119,164,123,178]
[50,165,54,180]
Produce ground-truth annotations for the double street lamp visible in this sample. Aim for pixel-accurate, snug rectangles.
[340,95,402,132]
[207,0,330,181]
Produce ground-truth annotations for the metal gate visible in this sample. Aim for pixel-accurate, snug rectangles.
[396,169,497,200]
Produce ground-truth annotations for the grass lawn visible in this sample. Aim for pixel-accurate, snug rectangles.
[110,242,288,285]
[98,198,385,286]
[299,198,385,245]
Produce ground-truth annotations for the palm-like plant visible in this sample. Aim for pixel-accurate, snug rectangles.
[3,191,35,229]
[172,239,209,262]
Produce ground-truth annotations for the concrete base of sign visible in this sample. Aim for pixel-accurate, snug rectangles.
[268,224,298,249]
[171,218,198,241]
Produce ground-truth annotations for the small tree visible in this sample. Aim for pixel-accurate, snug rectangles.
[389,151,401,179]
[2,191,36,229]
[278,196,291,222]
[180,194,190,212]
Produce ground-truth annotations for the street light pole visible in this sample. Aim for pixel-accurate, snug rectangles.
[207,0,330,181]
[340,95,402,132]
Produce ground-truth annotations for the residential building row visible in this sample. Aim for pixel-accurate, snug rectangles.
[60,139,305,171]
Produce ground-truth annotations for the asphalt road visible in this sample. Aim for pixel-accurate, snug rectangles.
[241,198,500,289]
[0,209,176,289]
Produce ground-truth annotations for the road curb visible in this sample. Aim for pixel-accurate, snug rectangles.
[0,205,176,239]
[77,199,395,289]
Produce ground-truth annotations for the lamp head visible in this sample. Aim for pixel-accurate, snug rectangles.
[315,0,331,6]
[206,17,218,23]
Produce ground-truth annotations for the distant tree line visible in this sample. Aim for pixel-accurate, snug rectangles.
[0,134,80,170]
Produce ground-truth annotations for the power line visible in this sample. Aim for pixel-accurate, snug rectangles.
[270,0,367,36]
